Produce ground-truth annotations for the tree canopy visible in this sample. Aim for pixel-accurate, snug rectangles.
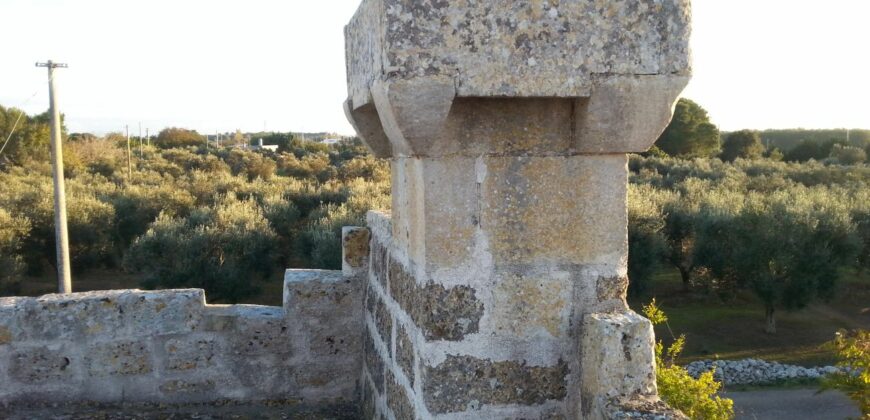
[154,127,206,149]
[720,130,764,162]
[0,105,55,165]
[654,99,720,158]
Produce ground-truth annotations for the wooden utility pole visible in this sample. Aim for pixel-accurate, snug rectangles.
[125,125,132,179]
[138,122,143,156]
[146,128,150,147]
[36,60,72,294]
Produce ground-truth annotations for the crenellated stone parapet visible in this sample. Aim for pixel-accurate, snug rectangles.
[345,1,692,418]
[0,263,365,414]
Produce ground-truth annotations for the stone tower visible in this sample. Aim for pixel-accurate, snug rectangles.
[344,1,691,418]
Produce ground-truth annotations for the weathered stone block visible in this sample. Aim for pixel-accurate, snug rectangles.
[346,0,691,102]
[236,318,289,356]
[13,290,204,342]
[0,297,25,345]
[395,324,415,385]
[346,3,690,158]
[364,327,387,395]
[343,226,371,273]
[581,311,657,419]
[164,336,219,371]
[388,259,483,341]
[159,379,217,395]
[386,155,628,274]
[481,155,628,267]
[9,346,74,383]
[362,371,378,420]
[423,355,568,414]
[386,369,416,420]
[87,340,153,377]
[491,271,571,338]
[370,238,389,290]
[604,395,688,420]
[284,269,359,320]
[283,269,361,357]
[114,289,205,336]
[368,287,393,346]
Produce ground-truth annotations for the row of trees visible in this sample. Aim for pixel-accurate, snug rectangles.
[653,99,869,165]
[2,103,868,324]
[628,156,869,333]
[0,116,390,302]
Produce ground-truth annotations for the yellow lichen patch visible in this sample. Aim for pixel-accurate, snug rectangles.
[0,326,12,345]
[155,302,167,313]
[493,273,567,337]
[86,323,104,335]
[343,228,371,268]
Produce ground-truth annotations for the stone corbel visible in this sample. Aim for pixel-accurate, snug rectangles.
[344,98,392,158]
[574,75,690,154]
[370,76,456,158]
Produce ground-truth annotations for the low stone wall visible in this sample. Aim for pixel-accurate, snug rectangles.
[685,359,844,386]
[0,269,362,412]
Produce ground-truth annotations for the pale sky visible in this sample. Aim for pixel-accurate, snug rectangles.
[1,0,867,136]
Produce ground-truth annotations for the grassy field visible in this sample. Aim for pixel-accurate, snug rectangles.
[629,268,870,367]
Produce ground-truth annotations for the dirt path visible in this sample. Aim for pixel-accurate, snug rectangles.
[727,388,861,420]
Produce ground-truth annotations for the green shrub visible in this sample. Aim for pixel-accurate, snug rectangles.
[65,192,117,271]
[110,185,196,247]
[298,204,364,270]
[262,195,302,265]
[830,144,868,165]
[627,184,671,295]
[224,149,277,181]
[821,329,870,417]
[643,300,735,420]
[0,209,30,295]
[124,197,277,303]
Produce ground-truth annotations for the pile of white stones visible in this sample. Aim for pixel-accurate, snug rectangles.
[684,359,843,386]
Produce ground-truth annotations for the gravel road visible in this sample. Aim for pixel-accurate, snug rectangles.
[727,388,861,420]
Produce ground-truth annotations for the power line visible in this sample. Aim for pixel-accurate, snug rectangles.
[0,78,50,159]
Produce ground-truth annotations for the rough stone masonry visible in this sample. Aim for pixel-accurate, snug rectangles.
[343,0,692,419]
[0,269,364,416]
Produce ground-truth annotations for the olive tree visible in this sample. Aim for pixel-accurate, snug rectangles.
[627,184,671,295]
[695,189,860,334]
[720,130,764,162]
[124,197,278,303]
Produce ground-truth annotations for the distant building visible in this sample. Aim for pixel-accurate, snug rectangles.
[321,138,342,145]
[250,138,279,152]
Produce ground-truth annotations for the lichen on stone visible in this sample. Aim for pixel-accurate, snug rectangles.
[423,355,568,414]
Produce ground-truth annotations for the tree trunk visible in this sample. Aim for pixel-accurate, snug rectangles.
[765,306,777,334]
[679,265,692,292]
